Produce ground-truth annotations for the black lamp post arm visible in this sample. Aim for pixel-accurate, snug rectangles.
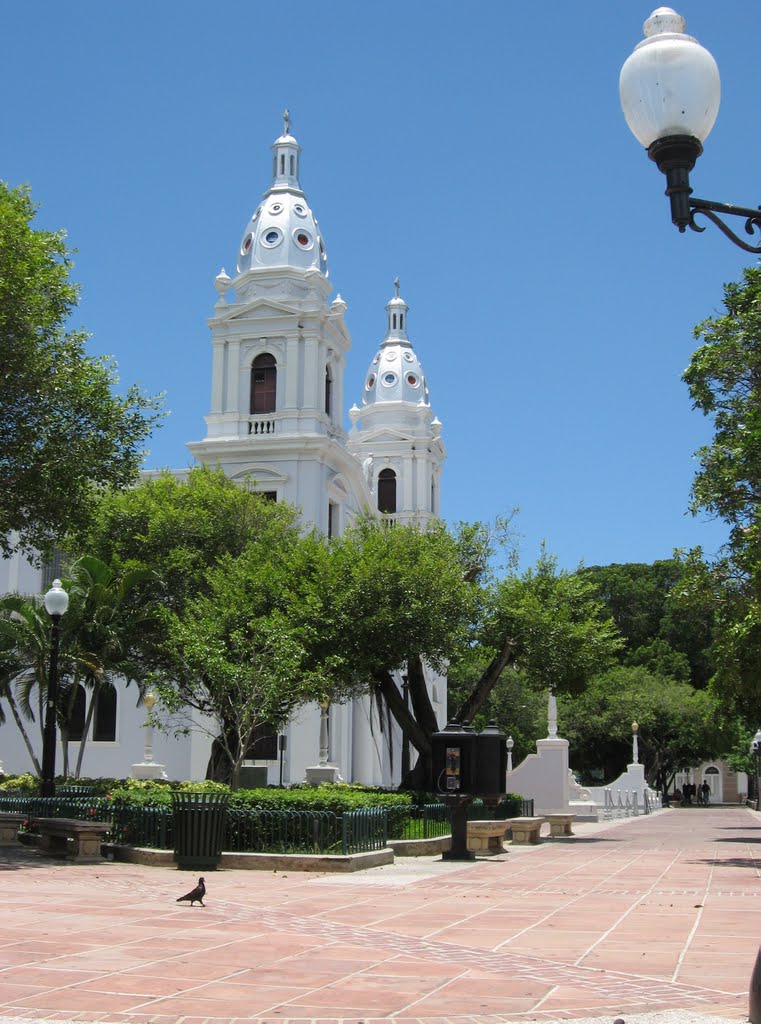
[687,198,761,254]
[647,135,761,254]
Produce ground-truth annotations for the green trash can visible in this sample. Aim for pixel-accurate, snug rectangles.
[171,792,229,870]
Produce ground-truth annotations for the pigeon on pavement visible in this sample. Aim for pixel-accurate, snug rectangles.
[176,877,206,906]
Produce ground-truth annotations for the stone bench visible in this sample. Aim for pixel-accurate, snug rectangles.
[33,817,110,863]
[544,813,576,837]
[505,816,546,844]
[466,820,510,853]
[0,813,26,846]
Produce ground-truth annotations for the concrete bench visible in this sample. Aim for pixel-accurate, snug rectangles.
[0,813,26,846]
[466,820,510,853]
[544,813,576,837]
[505,816,546,845]
[33,817,110,863]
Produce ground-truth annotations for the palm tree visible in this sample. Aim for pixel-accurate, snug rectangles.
[0,599,45,775]
[1,556,160,780]
[63,555,159,777]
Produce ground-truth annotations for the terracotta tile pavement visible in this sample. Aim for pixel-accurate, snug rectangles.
[0,806,759,1023]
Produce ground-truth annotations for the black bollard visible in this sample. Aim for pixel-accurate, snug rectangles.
[750,944,761,1024]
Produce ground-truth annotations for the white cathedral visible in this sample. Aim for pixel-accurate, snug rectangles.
[0,118,448,788]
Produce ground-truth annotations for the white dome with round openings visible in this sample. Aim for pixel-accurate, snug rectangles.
[362,281,429,408]
[236,111,328,277]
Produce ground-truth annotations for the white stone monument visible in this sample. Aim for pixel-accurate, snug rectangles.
[131,692,168,781]
[305,702,343,785]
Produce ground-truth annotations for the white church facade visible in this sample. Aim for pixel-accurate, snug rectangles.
[0,118,447,789]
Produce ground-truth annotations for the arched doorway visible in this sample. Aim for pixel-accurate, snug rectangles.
[702,764,722,804]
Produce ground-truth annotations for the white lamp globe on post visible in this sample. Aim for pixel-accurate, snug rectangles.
[620,7,720,231]
[620,9,761,251]
[40,579,70,798]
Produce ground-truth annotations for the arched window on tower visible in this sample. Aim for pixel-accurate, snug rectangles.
[325,365,333,417]
[377,468,397,514]
[250,354,277,414]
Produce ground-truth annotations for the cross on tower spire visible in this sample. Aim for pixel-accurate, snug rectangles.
[394,276,400,298]
[282,108,291,136]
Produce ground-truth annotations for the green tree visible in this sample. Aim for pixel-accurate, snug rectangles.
[0,183,163,557]
[325,531,620,788]
[680,266,761,715]
[560,666,731,792]
[75,466,301,618]
[579,560,713,688]
[77,468,321,783]
[152,532,354,789]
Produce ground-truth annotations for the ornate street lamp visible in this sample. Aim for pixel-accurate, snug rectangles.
[40,579,69,798]
[620,7,761,252]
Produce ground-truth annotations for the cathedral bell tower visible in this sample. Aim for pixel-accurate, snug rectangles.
[188,114,363,532]
[347,280,445,524]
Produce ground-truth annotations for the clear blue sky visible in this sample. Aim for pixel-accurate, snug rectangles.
[5,2,760,571]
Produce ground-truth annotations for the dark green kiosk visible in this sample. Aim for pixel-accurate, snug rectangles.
[431,720,508,860]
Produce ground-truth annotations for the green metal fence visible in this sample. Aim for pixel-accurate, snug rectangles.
[225,807,343,853]
[110,804,172,848]
[0,794,534,853]
[391,803,450,840]
[0,795,111,824]
[341,807,387,853]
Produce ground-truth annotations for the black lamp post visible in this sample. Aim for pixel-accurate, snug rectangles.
[40,578,69,798]
[750,729,761,806]
[620,7,761,253]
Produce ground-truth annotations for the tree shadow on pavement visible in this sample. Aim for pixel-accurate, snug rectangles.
[689,856,760,868]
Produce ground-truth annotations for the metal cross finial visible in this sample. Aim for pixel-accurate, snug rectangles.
[282,108,291,136]
[393,276,400,298]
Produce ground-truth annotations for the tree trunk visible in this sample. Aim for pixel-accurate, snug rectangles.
[406,655,439,737]
[6,690,42,775]
[75,688,98,778]
[373,670,430,755]
[59,724,70,778]
[205,739,233,784]
[455,638,516,724]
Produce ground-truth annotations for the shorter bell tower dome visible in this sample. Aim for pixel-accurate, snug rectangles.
[348,280,445,524]
[362,279,429,408]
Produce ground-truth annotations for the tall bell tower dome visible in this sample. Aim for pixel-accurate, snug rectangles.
[235,110,329,282]
[348,280,445,524]
[187,113,365,537]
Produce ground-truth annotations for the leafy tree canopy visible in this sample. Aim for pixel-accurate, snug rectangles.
[0,184,163,557]
[558,665,733,789]
[74,465,301,616]
[579,560,713,688]
[678,266,761,716]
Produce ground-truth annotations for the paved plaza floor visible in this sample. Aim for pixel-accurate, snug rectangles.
[0,807,759,1024]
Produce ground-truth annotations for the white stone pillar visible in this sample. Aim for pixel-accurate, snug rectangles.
[547,688,558,738]
[284,336,300,408]
[211,341,225,414]
[131,692,167,781]
[226,340,241,414]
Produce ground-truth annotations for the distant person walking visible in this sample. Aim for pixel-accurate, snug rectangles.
[701,781,711,805]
